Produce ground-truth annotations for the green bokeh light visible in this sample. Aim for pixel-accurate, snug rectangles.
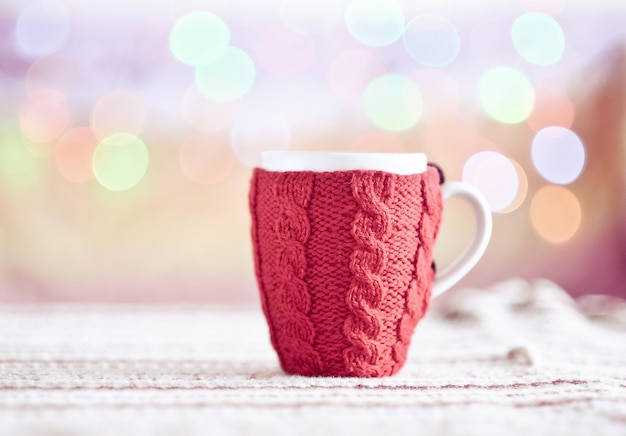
[479,67,535,124]
[0,131,41,190]
[345,0,404,47]
[92,133,149,191]
[169,11,230,66]
[512,13,564,66]
[363,74,422,131]
[195,47,256,102]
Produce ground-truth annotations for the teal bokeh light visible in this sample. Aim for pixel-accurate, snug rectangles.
[169,11,230,66]
[195,47,256,102]
[512,13,565,66]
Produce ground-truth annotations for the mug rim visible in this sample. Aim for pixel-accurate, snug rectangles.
[260,151,428,175]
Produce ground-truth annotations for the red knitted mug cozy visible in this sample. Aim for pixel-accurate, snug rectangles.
[249,165,444,377]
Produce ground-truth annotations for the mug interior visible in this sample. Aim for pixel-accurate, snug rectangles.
[261,151,427,175]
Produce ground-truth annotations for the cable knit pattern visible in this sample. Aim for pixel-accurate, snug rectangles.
[343,172,393,376]
[250,170,323,375]
[392,165,444,372]
[250,167,443,377]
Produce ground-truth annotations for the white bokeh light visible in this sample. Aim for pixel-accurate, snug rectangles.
[463,151,519,212]
[16,1,71,57]
[403,14,460,67]
[345,0,404,47]
[531,126,585,184]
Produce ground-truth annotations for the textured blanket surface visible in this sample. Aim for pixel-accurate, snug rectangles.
[1,279,626,435]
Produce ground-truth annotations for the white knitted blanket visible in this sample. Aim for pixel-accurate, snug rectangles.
[1,279,625,435]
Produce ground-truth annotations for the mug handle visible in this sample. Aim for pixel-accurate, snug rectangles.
[431,182,493,298]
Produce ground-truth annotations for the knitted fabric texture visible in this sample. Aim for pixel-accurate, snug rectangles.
[249,166,443,377]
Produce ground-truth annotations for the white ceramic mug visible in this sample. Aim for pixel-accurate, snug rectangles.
[261,151,492,297]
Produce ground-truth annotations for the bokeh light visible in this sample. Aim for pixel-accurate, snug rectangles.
[0,0,622,303]
[0,131,41,190]
[499,159,529,213]
[179,133,237,184]
[410,68,460,119]
[345,0,404,47]
[469,19,517,64]
[15,1,71,57]
[530,185,582,244]
[195,47,256,102]
[518,0,567,15]
[362,74,422,131]
[512,13,565,66]
[281,0,342,35]
[403,14,460,67]
[531,126,585,184]
[182,84,240,132]
[328,49,387,103]
[26,54,78,96]
[349,130,406,153]
[479,67,535,124]
[91,90,147,140]
[136,14,175,65]
[230,112,291,167]
[421,116,483,179]
[92,133,149,191]
[527,85,575,132]
[54,126,98,183]
[19,89,70,145]
[463,151,520,212]
[256,24,315,76]
[169,11,230,66]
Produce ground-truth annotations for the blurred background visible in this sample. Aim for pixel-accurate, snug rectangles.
[0,0,625,303]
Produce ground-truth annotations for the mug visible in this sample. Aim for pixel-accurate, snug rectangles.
[249,152,492,377]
